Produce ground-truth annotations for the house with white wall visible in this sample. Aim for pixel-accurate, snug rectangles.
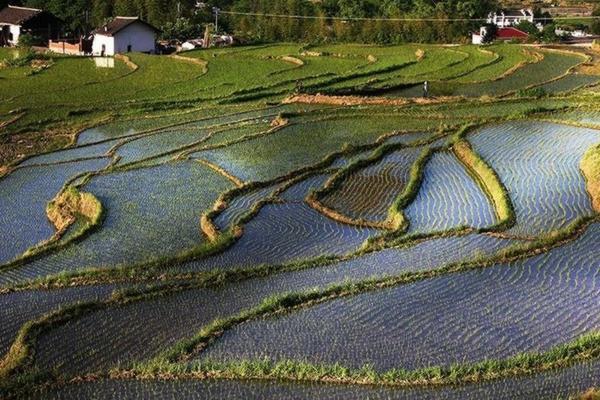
[473,26,529,44]
[0,5,62,47]
[487,9,534,28]
[92,17,158,56]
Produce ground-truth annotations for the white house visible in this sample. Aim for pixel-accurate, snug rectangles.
[487,9,534,28]
[92,17,158,56]
[0,5,62,47]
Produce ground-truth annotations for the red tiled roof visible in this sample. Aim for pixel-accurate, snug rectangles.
[497,27,529,39]
[0,5,42,25]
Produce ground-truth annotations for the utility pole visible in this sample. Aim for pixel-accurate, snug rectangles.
[213,7,220,33]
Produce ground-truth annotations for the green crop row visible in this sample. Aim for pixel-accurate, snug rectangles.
[133,331,600,388]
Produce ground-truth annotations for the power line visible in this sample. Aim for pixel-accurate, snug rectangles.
[220,11,488,22]
[219,10,600,22]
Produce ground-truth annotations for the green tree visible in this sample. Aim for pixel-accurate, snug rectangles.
[591,7,600,35]
[516,20,539,35]
[161,17,199,40]
[25,0,91,34]
[113,0,139,17]
[91,0,113,26]
[481,23,497,44]
[17,0,504,44]
[539,23,558,43]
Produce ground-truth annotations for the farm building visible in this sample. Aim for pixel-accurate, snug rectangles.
[473,27,529,45]
[0,5,62,47]
[495,27,529,41]
[92,17,158,56]
[487,9,534,28]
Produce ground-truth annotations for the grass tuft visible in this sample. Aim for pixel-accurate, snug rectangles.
[581,143,600,213]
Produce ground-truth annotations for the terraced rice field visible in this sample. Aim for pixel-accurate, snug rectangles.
[199,224,600,371]
[0,43,599,399]
[469,121,599,237]
[321,147,424,223]
[404,151,498,233]
[30,360,600,400]
[0,159,110,264]
[0,162,233,285]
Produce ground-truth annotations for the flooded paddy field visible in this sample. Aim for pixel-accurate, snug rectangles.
[0,43,599,399]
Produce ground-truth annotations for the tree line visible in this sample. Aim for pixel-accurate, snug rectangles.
[3,0,599,43]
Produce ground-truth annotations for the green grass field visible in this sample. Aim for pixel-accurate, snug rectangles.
[0,43,599,400]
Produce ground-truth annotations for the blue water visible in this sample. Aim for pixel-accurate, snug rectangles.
[404,151,498,233]
[470,121,599,237]
[0,159,109,265]
[0,284,123,359]
[30,360,600,400]
[201,224,599,371]
[0,161,232,285]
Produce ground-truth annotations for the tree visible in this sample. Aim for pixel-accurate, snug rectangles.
[25,0,91,34]
[17,32,35,47]
[113,0,139,17]
[14,0,504,44]
[516,20,539,36]
[92,0,113,26]
[533,7,553,26]
[539,23,559,43]
[481,23,497,44]
[591,7,600,36]
[161,17,199,40]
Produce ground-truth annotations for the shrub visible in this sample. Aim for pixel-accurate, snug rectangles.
[3,50,50,68]
[17,33,35,49]
[539,24,559,43]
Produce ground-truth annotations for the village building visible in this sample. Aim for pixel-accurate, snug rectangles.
[487,9,534,28]
[473,26,529,45]
[473,8,534,45]
[92,17,158,56]
[0,5,62,47]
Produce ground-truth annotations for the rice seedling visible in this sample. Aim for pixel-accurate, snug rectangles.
[167,223,600,379]
[181,174,377,272]
[320,147,424,224]
[1,43,599,400]
[403,151,498,233]
[0,285,122,361]
[24,360,600,400]
[469,121,599,237]
[0,161,232,285]
[0,159,109,266]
